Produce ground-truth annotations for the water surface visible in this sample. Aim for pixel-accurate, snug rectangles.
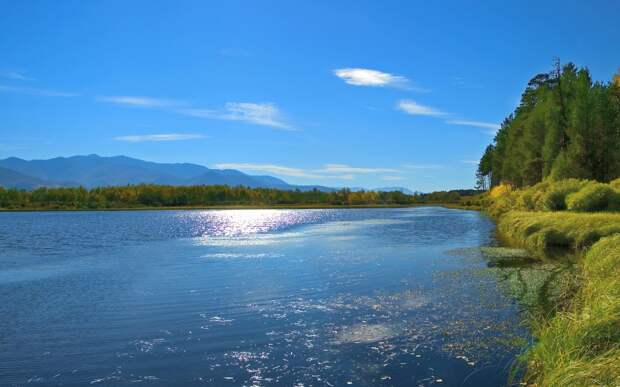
[0,207,530,386]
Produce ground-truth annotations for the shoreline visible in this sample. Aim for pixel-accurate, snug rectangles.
[0,203,472,213]
[0,203,460,213]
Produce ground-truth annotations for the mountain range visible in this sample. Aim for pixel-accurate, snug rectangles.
[0,155,414,193]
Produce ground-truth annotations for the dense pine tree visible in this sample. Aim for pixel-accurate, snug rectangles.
[478,62,620,188]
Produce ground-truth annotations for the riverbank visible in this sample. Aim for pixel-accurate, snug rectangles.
[480,180,620,386]
[0,202,455,212]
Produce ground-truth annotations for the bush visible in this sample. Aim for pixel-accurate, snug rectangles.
[517,181,551,211]
[610,177,620,191]
[489,183,513,199]
[566,182,616,212]
[609,190,620,212]
[542,179,587,211]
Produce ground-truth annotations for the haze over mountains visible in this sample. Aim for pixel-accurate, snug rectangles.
[0,155,414,193]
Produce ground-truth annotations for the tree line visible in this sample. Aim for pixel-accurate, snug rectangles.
[0,184,471,210]
[477,61,620,189]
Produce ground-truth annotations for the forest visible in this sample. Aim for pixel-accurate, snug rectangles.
[0,184,470,210]
[477,62,620,189]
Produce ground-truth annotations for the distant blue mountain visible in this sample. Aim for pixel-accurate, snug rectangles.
[0,155,295,190]
[0,166,57,190]
[0,155,415,193]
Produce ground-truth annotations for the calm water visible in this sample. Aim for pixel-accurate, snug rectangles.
[0,207,531,386]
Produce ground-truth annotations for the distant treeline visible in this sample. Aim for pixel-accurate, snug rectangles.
[0,185,478,209]
[477,61,620,189]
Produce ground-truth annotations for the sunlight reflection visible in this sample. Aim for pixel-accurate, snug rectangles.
[178,209,325,240]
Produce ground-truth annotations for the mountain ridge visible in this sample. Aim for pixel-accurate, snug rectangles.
[0,154,414,193]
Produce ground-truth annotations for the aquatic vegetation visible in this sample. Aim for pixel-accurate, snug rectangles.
[480,247,530,258]
[334,323,398,344]
[480,247,539,267]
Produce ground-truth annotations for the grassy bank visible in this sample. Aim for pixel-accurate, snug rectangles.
[524,235,620,386]
[479,179,620,386]
[498,211,620,257]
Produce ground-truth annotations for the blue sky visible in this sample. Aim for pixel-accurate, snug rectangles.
[1,1,619,191]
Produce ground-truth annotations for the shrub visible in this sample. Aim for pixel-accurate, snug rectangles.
[566,182,616,212]
[517,181,550,211]
[542,179,587,211]
[610,191,620,212]
[489,183,513,199]
[610,177,620,191]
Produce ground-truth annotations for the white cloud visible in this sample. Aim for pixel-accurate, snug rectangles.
[0,84,78,97]
[333,68,414,89]
[224,102,291,129]
[114,133,207,142]
[99,95,294,130]
[181,102,293,130]
[1,71,34,81]
[402,164,443,170]
[317,164,399,174]
[446,119,500,131]
[380,176,406,181]
[214,162,401,180]
[397,99,445,117]
[99,96,178,108]
[215,163,322,179]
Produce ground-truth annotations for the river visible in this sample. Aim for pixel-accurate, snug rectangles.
[0,207,532,386]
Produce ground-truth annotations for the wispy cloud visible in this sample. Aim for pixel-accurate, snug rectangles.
[380,176,406,181]
[1,71,34,81]
[98,95,179,108]
[99,95,295,130]
[446,119,500,131]
[114,133,207,142]
[214,162,401,180]
[460,159,479,165]
[317,164,399,174]
[181,102,293,130]
[215,163,322,179]
[397,99,446,117]
[333,68,417,89]
[0,84,78,97]
[402,164,444,170]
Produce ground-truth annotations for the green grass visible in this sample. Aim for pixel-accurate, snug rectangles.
[497,211,620,255]
[522,235,620,386]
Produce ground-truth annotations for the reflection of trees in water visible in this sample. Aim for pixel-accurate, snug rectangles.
[494,261,579,318]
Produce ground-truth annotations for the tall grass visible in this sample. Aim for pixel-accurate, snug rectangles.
[482,178,620,385]
[498,211,620,254]
[522,236,620,386]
